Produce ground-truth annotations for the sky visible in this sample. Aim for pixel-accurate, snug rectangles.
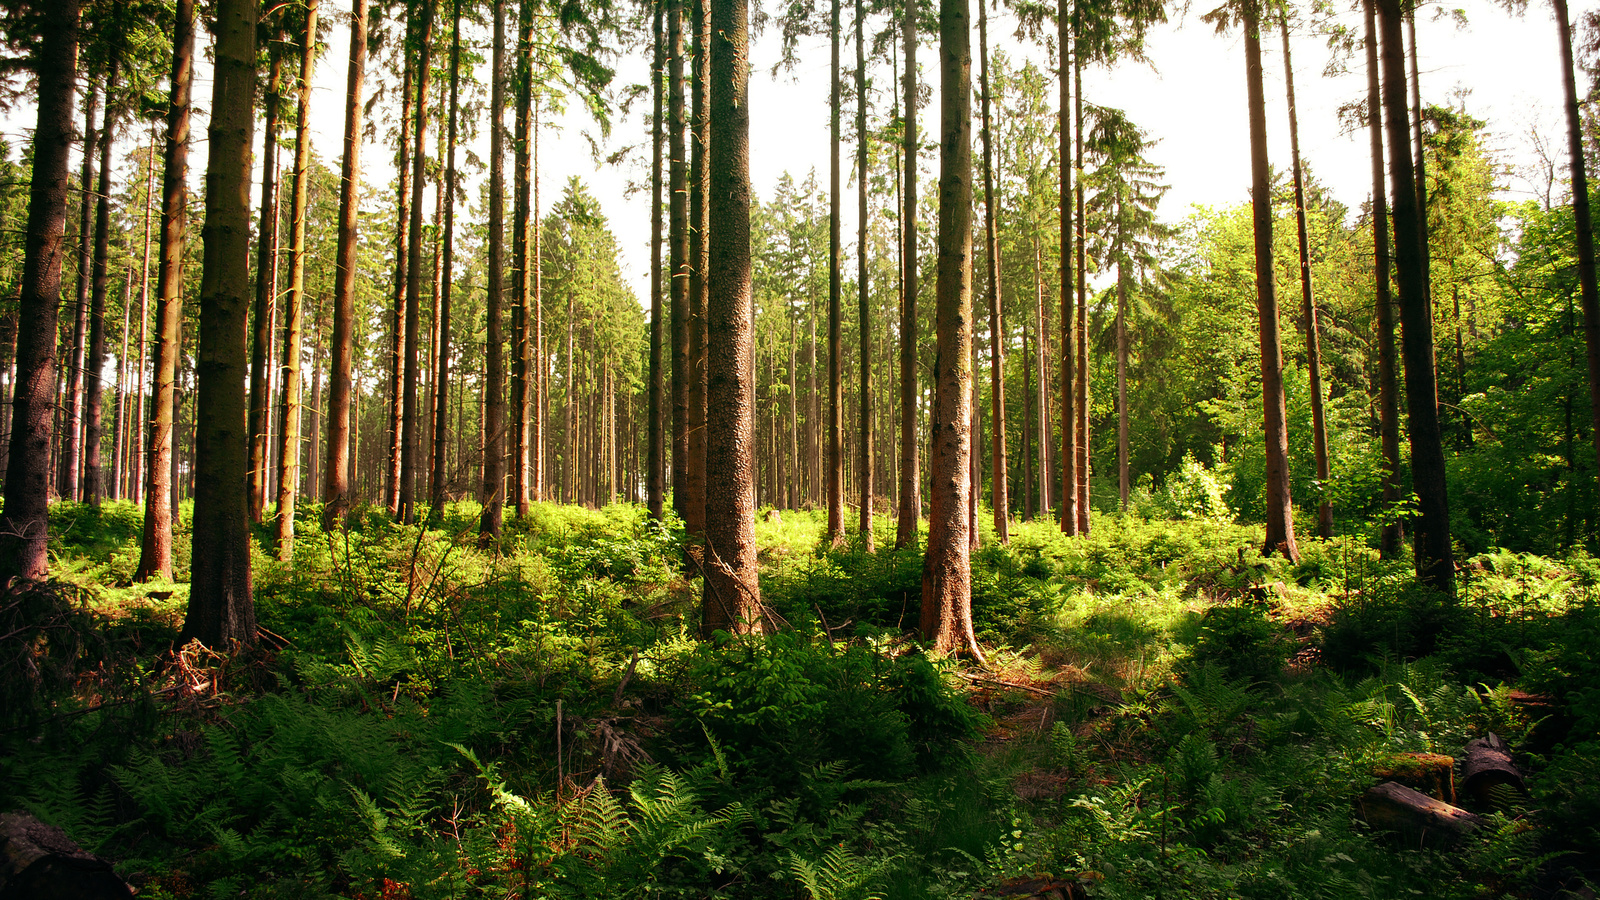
[0,0,1585,307]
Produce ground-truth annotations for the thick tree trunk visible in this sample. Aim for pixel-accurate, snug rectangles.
[979,0,1007,542]
[275,0,319,557]
[857,0,874,548]
[479,0,507,539]
[184,0,258,648]
[1057,10,1077,535]
[82,54,121,507]
[136,0,191,582]
[921,0,982,661]
[1244,10,1299,561]
[429,0,460,520]
[324,0,367,530]
[248,53,283,524]
[1363,0,1403,557]
[397,1,434,525]
[895,0,920,548]
[0,0,79,581]
[1553,0,1600,499]
[702,0,764,634]
[647,0,665,522]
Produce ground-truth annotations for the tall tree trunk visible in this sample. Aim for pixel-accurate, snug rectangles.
[1035,244,1050,515]
[1363,0,1403,557]
[83,52,121,507]
[430,0,460,520]
[184,0,258,647]
[531,99,545,503]
[895,0,920,548]
[510,0,531,518]
[1074,56,1089,532]
[130,138,155,503]
[397,1,434,525]
[112,278,129,499]
[1405,10,1431,316]
[1553,0,1600,498]
[1022,316,1034,520]
[386,32,415,517]
[479,0,507,538]
[978,0,1007,542]
[0,0,79,581]
[857,0,874,548]
[248,52,283,524]
[1117,265,1129,508]
[1378,0,1453,592]
[275,0,319,557]
[687,0,710,537]
[668,0,690,531]
[1244,7,1299,561]
[826,0,845,544]
[62,81,97,503]
[325,0,367,530]
[702,0,764,634]
[1057,10,1077,535]
[921,0,982,661]
[1280,18,1333,539]
[136,0,191,581]
[647,0,665,521]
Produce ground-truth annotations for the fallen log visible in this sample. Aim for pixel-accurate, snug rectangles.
[0,811,132,899]
[1359,781,1484,847]
[1373,752,1456,804]
[1461,733,1528,810]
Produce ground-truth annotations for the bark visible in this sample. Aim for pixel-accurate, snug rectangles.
[1036,244,1050,515]
[667,0,690,530]
[1378,0,1454,593]
[1460,733,1527,809]
[1074,57,1089,532]
[248,52,283,524]
[62,82,97,503]
[1405,11,1431,315]
[687,0,710,537]
[826,0,845,544]
[1281,18,1333,539]
[429,0,460,519]
[895,0,920,548]
[479,0,507,538]
[510,1,531,517]
[647,0,665,521]
[978,0,1007,542]
[1360,782,1482,845]
[275,0,319,558]
[1117,270,1128,507]
[0,0,79,581]
[324,0,367,530]
[1553,0,1600,499]
[83,53,121,506]
[130,138,155,503]
[111,279,129,499]
[702,0,764,634]
[921,0,982,661]
[1057,8,1077,535]
[184,0,258,648]
[1363,0,1403,557]
[530,99,544,504]
[397,0,434,525]
[857,0,874,548]
[1244,9,1299,561]
[386,24,416,517]
[0,811,133,899]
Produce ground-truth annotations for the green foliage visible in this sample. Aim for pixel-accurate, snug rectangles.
[1185,604,1292,684]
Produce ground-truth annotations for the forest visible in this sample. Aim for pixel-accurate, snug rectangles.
[0,0,1598,895]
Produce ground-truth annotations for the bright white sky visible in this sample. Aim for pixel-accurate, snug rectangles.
[0,0,1583,308]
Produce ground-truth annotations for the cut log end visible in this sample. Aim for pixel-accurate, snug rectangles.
[1461,733,1528,811]
[0,812,133,900]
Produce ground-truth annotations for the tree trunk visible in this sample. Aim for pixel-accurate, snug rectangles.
[667,0,691,531]
[324,0,367,530]
[248,52,283,524]
[1363,0,1403,557]
[702,0,764,635]
[896,0,920,548]
[1075,57,1090,533]
[531,98,545,504]
[82,52,121,507]
[1553,0,1600,499]
[921,0,982,661]
[61,81,97,504]
[688,0,711,537]
[275,0,319,557]
[397,1,433,525]
[129,138,156,503]
[1244,9,1299,561]
[1035,244,1050,516]
[1057,9,1077,535]
[0,0,79,581]
[1117,267,1129,508]
[647,0,665,522]
[826,0,845,545]
[1281,17,1333,539]
[857,0,874,548]
[510,1,532,518]
[479,0,507,539]
[184,0,258,648]
[978,0,1007,542]
[1378,0,1453,593]
[1405,11,1431,316]
[111,279,129,500]
[429,0,460,520]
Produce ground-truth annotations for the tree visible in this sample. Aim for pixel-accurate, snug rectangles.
[921,0,983,659]
[826,0,845,544]
[0,0,80,582]
[479,0,508,539]
[61,78,96,504]
[397,0,434,525]
[1057,0,1077,535]
[1362,0,1402,557]
[184,0,258,647]
[248,39,284,525]
[856,0,874,548]
[978,0,1007,542]
[428,0,461,521]
[895,0,920,549]
[323,0,367,531]
[81,34,121,506]
[702,0,764,634]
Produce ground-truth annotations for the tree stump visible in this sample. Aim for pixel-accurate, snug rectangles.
[1373,752,1456,803]
[1461,733,1527,810]
[1359,781,1483,847]
[0,811,132,899]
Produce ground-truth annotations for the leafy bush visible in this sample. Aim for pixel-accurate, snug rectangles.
[1184,604,1291,683]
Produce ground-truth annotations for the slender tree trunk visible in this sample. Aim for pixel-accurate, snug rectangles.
[324,0,367,530]
[856,0,874,548]
[978,0,1007,542]
[248,53,283,523]
[687,0,710,537]
[130,138,155,503]
[112,278,129,499]
[1074,57,1090,533]
[62,81,97,504]
[896,0,920,547]
[429,0,460,520]
[1244,9,1299,560]
[1057,11,1077,535]
[1378,0,1453,592]
[1117,267,1129,508]
[531,99,544,504]
[479,0,507,538]
[510,1,532,517]
[1553,0,1600,498]
[826,0,846,544]
[184,0,258,648]
[1363,0,1403,556]
[921,0,982,661]
[275,0,318,556]
[0,0,79,581]
[397,1,434,525]
[1022,317,1035,520]
[1279,18,1333,539]
[646,0,665,521]
[667,0,691,531]
[1406,10,1431,316]
[83,53,121,507]
[1035,244,1050,515]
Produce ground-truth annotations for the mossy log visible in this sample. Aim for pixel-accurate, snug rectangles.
[0,811,132,899]
[1373,752,1456,803]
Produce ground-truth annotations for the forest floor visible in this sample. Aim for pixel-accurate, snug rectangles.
[2,499,1598,899]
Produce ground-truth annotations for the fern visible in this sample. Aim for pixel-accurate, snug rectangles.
[788,843,897,900]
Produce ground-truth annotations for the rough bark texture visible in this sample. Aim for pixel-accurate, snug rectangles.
[1363,0,1403,558]
[397,2,434,525]
[184,0,258,648]
[1057,5,1077,535]
[1460,733,1527,809]
[647,0,665,522]
[1244,11,1299,561]
[689,0,711,534]
[978,0,1007,541]
[920,0,982,661]
[0,0,79,582]
[895,0,920,549]
[248,53,283,524]
[1360,782,1482,845]
[702,0,764,635]
[479,0,508,539]
[1378,0,1454,593]
[324,0,367,530]
[1554,0,1600,498]
[276,0,319,557]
